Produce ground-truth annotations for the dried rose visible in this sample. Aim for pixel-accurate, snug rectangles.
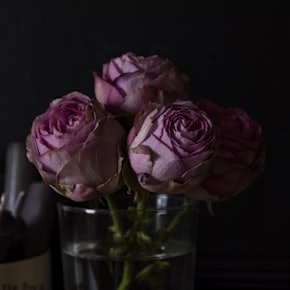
[26,91,126,201]
[93,52,189,116]
[127,100,219,200]
[196,99,265,201]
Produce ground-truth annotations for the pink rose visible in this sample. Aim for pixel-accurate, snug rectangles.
[93,52,189,115]
[196,99,265,201]
[127,101,219,200]
[26,91,126,201]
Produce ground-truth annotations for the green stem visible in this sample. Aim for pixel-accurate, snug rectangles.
[117,191,150,289]
[133,198,194,286]
[133,190,149,230]
[117,260,134,290]
[159,198,192,243]
[106,195,134,290]
[134,260,169,282]
[106,195,123,236]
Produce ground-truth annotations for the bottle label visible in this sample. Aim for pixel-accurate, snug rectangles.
[0,250,51,290]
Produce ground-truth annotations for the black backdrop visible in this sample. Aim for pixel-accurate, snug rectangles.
[1,1,289,289]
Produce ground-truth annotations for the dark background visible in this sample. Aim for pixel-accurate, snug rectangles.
[0,1,289,289]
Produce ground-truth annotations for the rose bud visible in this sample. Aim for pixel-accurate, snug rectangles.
[93,52,189,116]
[26,91,126,201]
[196,99,265,201]
[127,101,219,200]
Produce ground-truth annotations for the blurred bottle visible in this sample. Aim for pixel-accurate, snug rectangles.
[3,141,39,212]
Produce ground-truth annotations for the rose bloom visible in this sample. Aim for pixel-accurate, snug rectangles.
[26,91,126,201]
[196,99,265,201]
[127,100,219,200]
[93,52,189,116]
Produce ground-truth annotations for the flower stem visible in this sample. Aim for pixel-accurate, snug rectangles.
[117,260,134,290]
[133,190,149,230]
[106,194,123,236]
[159,198,192,243]
[106,195,134,290]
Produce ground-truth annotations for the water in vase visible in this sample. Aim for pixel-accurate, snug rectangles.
[61,241,196,290]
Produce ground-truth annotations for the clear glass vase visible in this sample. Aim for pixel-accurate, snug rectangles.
[57,194,199,290]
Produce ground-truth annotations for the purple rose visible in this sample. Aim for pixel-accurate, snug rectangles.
[26,91,126,201]
[94,52,189,115]
[196,99,265,201]
[127,101,219,200]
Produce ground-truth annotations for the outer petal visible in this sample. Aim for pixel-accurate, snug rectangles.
[115,71,151,95]
[120,87,159,115]
[93,72,124,107]
[50,183,100,202]
[150,68,189,98]
[137,174,219,202]
[129,145,153,175]
[104,53,139,80]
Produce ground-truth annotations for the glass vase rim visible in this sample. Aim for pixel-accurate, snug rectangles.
[57,194,199,215]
